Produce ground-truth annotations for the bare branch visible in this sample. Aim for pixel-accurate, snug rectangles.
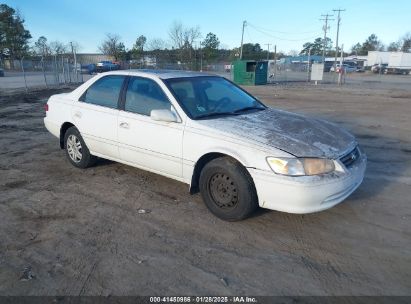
[168,21,184,49]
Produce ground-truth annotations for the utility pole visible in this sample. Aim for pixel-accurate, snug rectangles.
[240,20,247,60]
[307,47,311,82]
[338,44,344,85]
[273,45,277,81]
[194,41,198,71]
[200,45,203,72]
[70,42,77,81]
[265,43,271,60]
[319,14,334,64]
[333,9,345,69]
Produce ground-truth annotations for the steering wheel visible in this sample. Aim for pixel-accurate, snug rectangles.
[213,97,231,112]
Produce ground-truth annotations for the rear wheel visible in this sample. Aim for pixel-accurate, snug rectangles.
[199,157,258,221]
[64,127,96,168]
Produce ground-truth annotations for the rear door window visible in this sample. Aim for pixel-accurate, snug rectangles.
[82,75,125,109]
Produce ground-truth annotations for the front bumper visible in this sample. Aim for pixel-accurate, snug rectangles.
[249,153,367,214]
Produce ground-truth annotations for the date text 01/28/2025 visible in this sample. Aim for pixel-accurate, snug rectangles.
[149,296,257,303]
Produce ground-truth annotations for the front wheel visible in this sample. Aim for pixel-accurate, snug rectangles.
[64,126,96,168]
[199,157,258,221]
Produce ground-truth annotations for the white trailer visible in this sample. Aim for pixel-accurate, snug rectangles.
[385,52,411,75]
[367,51,391,66]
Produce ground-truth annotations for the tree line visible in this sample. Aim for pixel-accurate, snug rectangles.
[1,3,410,69]
[351,33,411,55]
[300,33,411,57]
[97,22,284,67]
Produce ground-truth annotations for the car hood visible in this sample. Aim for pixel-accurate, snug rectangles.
[194,108,356,159]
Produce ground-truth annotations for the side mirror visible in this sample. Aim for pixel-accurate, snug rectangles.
[150,109,178,123]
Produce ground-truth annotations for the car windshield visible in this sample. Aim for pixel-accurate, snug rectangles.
[164,76,266,119]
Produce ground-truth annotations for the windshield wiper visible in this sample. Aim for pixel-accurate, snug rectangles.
[195,106,266,120]
[195,112,241,119]
[232,106,266,113]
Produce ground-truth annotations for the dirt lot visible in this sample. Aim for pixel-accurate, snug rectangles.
[0,81,410,296]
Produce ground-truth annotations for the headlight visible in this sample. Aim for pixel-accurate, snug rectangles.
[266,157,305,176]
[267,157,335,176]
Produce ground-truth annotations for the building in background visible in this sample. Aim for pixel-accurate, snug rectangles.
[76,53,113,65]
[279,55,323,64]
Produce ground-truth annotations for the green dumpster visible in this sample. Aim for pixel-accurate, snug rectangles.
[233,60,268,85]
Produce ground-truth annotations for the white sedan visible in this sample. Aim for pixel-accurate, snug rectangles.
[44,70,366,221]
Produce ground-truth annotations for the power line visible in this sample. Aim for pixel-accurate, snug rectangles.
[247,23,318,42]
[248,23,318,41]
[247,22,318,35]
[245,25,254,43]
[265,43,271,60]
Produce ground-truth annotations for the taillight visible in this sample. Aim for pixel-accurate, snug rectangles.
[45,104,49,112]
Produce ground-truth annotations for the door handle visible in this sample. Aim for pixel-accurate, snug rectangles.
[74,111,82,118]
[119,122,129,129]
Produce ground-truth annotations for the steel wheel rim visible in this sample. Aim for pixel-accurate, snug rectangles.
[208,173,238,209]
[67,134,82,163]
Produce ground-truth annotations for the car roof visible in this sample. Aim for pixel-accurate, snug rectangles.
[101,69,217,80]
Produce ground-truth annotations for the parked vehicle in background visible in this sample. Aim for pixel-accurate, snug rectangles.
[44,70,366,221]
[324,61,334,72]
[344,65,356,73]
[355,66,365,73]
[384,52,411,75]
[0,68,4,77]
[96,61,120,72]
[331,64,356,73]
[80,64,96,75]
[371,63,388,73]
[384,69,411,75]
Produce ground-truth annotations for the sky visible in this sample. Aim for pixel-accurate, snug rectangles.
[3,0,411,54]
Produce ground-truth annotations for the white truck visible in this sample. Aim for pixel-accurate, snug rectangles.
[367,51,390,66]
[385,52,411,75]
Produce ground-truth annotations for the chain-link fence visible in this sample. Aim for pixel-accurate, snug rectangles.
[0,55,234,93]
[1,54,410,92]
[0,56,88,92]
[267,60,339,84]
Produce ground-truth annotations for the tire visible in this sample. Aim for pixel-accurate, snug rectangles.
[199,157,258,221]
[63,126,96,168]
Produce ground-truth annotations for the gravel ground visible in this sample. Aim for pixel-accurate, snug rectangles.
[0,81,410,296]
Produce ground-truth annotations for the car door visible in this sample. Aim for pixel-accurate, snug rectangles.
[72,75,126,159]
[117,76,184,178]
